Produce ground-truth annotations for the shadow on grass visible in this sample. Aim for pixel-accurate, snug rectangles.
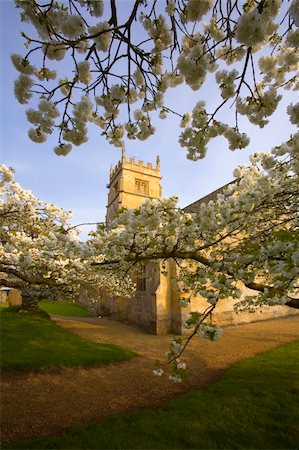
[5,340,299,449]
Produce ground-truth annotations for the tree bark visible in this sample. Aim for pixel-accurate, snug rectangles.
[19,293,39,313]
[285,298,299,309]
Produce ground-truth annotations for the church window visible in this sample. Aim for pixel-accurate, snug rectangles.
[136,264,147,291]
[135,179,149,195]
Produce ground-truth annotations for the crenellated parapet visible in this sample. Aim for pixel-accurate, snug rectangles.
[109,152,161,185]
[106,150,162,224]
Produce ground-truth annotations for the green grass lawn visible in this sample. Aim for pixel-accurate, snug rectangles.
[0,300,9,308]
[6,340,299,450]
[0,309,136,371]
[1,299,92,316]
[39,300,92,317]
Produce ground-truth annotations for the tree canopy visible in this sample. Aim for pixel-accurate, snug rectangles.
[12,0,298,156]
[0,165,134,310]
[7,0,299,380]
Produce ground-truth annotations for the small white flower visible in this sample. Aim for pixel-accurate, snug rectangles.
[169,375,182,383]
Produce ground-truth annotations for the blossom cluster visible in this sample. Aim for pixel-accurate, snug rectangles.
[26,99,60,143]
[63,96,93,147]
[236,87,282,128]
[89,22,111,52]
[198,324,224,341]
[236,0,280,49]
[287,102,299,126]
[215,69,238,99]
[183,0,212,23]
[141,14,172,52]
[179,100,250,159]
[0,165,134,306]
[204,16,225,41]
[77,0,104,18]
[14,74,34,104]
[12,0,298,157]
[43,40,67,61]
[77,61,93,85]
[93,129,298,324]
[177,34,210,90]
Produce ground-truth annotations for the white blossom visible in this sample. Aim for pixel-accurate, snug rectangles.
[183,0,213,23]
[169,375,182,383]
[11,54,34,75]
[215,69,238,99]
[61,14,86,38]
[89,22,111,52]
[170,339,183,354]
[77,61,93,85]
[236,1,280,49]
[285,29,299,47]
[142,15,171,51]
[165,0,176,16]
[53,143,72,156]
[176,361,186,370]
[204,17,225,40]
[287,102,299,126]
[42,41,67,61]
[14,74,34,104]
[177,34,209,90]
[289,0,299,26]
[28,127,48,143]
[198,324,224,341]
[236,87,282,127]
[63,96,93,146]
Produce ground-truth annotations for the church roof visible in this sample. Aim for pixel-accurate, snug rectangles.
[183,179,237,213]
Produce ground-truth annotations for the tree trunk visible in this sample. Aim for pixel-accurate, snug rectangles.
[286,298,299,309]
[19,293,39,313]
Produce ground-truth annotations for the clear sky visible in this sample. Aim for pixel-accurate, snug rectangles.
[0,0,297,237]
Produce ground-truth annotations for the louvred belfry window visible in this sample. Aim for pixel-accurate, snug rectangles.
[135,179,149,195]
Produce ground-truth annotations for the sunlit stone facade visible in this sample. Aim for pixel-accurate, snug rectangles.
[85,153,299,334]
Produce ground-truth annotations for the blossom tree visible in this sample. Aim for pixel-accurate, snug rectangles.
[12,0,298,155]
[0,165,134,311]
[10,0,299,378]
[90,134,298,379]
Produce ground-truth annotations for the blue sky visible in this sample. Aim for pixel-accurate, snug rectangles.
[0,0,297,236]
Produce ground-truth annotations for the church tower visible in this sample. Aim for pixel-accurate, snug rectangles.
[106,149,162,223]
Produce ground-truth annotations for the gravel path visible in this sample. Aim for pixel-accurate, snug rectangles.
[1,314,299,445]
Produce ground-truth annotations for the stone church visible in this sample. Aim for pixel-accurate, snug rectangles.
[94,151,298,335]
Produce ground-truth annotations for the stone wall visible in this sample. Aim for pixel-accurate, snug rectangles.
[0,291,8,303]
[8,289,22,306]
[187,280,299,329]
[77,294,98,316]
[101,153,299,335]
[96,261,161,333]
[106,153,161,223]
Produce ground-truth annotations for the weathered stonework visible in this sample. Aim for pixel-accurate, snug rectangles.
[84,153,299,335]
[180,278,299,331]
[8,289,22,306]
[0,291,8,303]
[106,149,162,224]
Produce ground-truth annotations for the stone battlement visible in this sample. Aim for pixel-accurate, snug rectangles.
[109,149,160,180]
